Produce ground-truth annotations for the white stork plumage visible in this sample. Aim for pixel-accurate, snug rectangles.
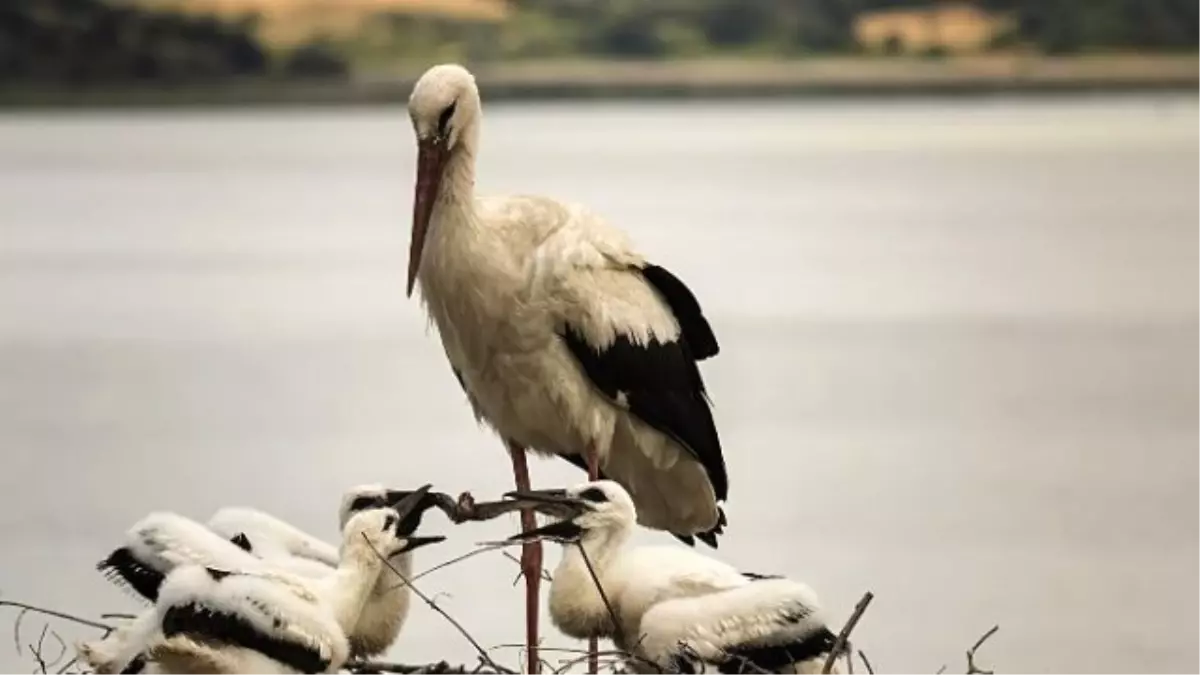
[503,481,839,674]
[79,487,445,673]
[86,505,429,674]
[404,62,729,671]
[207,484,440,657]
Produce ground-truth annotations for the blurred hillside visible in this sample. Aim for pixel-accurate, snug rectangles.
[0,0,1196,98]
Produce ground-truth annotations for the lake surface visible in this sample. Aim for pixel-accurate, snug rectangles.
[0,95,1196,673]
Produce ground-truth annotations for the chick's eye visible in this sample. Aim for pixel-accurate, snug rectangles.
[579,487,608,503]
[383,514,398,532]
[437,102,457,136]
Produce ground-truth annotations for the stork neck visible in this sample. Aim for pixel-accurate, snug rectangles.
[436,140,477,211]
[326,542,386,633]
[569,526,630,572]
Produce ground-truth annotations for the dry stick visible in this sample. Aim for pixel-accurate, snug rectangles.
[55,656,79,675]
[574,544,622,645]
[965,625,999,675]
[493,643,650,673]
[348,658,501,667]
[0,601,115,633]
[13,606,28,655]
[40,627,68,671]
[572,545,662,675]
[845,640,854,675]
[821,591,875,675]
[383,543,510,593]
[502,551,553,583]
[857,649,875,675]
[31,623,51,674]
[363,534,515,675]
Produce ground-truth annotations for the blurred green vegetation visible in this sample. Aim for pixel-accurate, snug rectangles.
[0,0,344,85]
[1,0,1195,86]
[977,0,1199,54]
[494,0,1198,59]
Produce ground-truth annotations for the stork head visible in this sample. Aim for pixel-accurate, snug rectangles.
[503,480,637,545]
[338,483,442,536]
[406,63,481,297]
[341,506,446,559]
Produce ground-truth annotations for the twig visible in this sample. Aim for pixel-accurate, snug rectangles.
[99,613,137,621]
[363,534,514,674]
[822,591,874,674]
[345,659,468,674]
[501,551,552,582]
[857,649,874,675]
[30,623,50,674]
[845,640,854,674]
[0,601,115,633]
[384,543,510,593]
[494,643,654,673]
[936,666,947,674]
[965,625,999,675]
[55,656,79,675]
[574,545,623,651]
[14,606,28,655]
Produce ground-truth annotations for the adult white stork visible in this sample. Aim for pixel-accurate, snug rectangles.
[503,481,839,674]
[404,63,729,671]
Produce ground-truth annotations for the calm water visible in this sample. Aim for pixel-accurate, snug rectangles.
[0,96,1196,673]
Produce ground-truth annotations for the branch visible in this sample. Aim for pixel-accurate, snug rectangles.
[965,625,999,675]
[0,600,116,633]
[822,591,874,674]
[574,544,623,650]
[363,534,515,674]
[350,658,513,672]
[857,649,875,675]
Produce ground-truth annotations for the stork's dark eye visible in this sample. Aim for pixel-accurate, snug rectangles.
[579,487,609,503]
[437,101,457,136]
[349,495,386,513]
[383,514,398,533]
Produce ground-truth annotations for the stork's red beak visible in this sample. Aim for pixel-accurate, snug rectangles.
[408,137,450,297]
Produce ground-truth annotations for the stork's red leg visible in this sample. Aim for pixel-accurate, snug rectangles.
[585,444,600,675]
[508,441,542,674]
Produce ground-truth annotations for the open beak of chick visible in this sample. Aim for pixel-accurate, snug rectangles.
[382,484,447,553]
[502,489,589,544]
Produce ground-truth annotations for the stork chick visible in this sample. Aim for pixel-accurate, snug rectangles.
[504,481,838,674]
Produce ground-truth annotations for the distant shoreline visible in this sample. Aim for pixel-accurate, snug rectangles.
[1,54,1195,108]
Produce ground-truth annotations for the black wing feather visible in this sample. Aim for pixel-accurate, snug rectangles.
[97,547,164,602]
[717,627,837,674]
[560,326,728,503]
[161,602,330,673]
[640,264,719,360]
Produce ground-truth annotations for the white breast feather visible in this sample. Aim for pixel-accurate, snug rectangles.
[636,578,828,669]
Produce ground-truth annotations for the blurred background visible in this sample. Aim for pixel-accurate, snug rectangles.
[0,1,1197,674]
